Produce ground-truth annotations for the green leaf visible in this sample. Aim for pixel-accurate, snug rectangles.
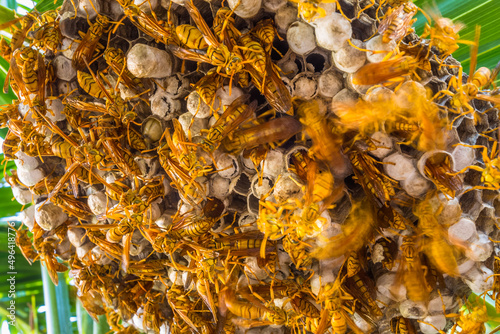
[34,0,63,12]
[31,295,39,334]
[41,263,61,334]
[0,155,17,170]
[0,186,24,217]
[0,304,33,333]
[77,299,94,334]
[0,6,16,26]
[93,314,110,334]
[0,127,9,138]
[55,273,72,333]
[0,55,17,106]
[5,0,17,11]
[17,3,33,11]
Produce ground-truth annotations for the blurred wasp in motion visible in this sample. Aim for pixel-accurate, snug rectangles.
[432,26,500,124]
[352,55,420,86]
[222,116,302,154]
[378,1,418,44]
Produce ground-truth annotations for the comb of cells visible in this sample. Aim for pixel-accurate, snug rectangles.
[2,0,500,332]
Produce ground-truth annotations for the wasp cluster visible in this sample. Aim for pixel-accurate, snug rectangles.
[2,0,500,332]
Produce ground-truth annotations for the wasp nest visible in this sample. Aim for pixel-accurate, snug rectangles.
[2,0,500,333]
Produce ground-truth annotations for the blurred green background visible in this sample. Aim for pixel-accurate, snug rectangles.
[0,0,498,333]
